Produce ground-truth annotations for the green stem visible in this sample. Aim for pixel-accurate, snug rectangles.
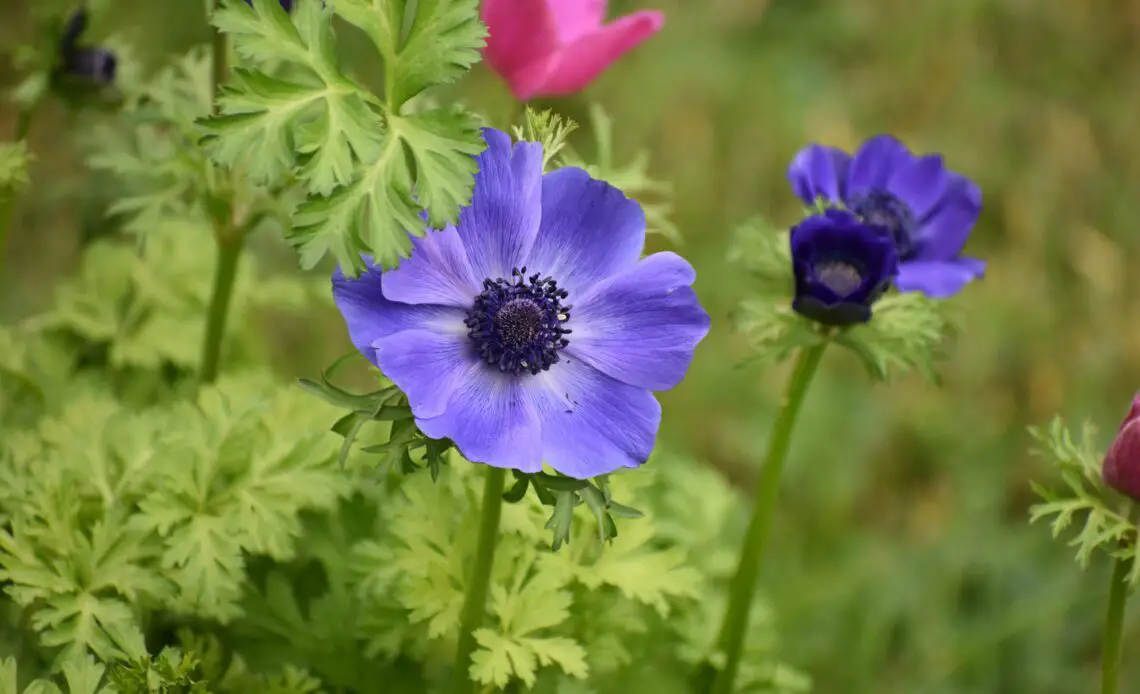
[0,108,34,278]
[210,0,227,114]
[700,341,828,694]
[505,99,525,131]
[15,108,32,141]
[198,229,243,384]
[1102,503,1140,694]
[451,465,508,694]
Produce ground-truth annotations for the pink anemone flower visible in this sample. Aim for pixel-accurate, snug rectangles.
[481,0,664,101]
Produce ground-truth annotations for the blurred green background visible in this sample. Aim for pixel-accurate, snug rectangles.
[5,0,1140,692]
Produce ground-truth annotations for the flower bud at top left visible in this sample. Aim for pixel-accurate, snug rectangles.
[57,7,117,85]
[1103,393,1140,502]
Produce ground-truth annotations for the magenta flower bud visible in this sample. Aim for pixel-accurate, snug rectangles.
[1103,394,1140,500]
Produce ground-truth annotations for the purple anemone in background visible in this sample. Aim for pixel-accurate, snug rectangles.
[787,135,984,298]
[790,209,899,326]
[332,128,710,478]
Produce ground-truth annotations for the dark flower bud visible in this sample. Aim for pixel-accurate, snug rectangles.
[1103,394,1140,501]
[55,7,117,88]
[244,0,295,11]
[60,7,89,54]
[790,209,899,326]
[61,48,117,85]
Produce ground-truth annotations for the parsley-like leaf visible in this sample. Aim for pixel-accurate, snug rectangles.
[334,0,486,106]
[202,0,487,274]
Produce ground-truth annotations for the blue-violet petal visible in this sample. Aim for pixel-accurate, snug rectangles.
[569,251,710,391]
[524,167,645,298]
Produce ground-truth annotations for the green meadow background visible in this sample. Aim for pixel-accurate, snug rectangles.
[4,0,1140,692]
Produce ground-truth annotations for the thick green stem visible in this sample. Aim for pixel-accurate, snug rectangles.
[699,342,828,694]
[451,465,508,694]
[1102,503,1140,694]
[198,230,243,384]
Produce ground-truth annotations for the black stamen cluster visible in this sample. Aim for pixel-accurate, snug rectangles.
[465,267,571,376]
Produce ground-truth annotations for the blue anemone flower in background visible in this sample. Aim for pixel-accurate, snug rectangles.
[58,8,116,85]
[332,128,710,478]
[790,209,899,326]
[787,135,984,298]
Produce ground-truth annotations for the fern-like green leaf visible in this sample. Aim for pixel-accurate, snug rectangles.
[134,377,351,621]
[1028,417,1140,582]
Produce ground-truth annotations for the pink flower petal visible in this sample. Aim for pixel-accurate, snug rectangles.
[480,0,559,95]
[529,10,664,98]
[546,0,607,43]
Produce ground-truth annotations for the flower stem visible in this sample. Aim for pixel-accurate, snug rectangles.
[15,108,32,141]
[700,341,828,694]
[451,465,508,694]
[505,99,525,131]
[198,228,243,384]
[1102,503,1140,694]
[210,0,227,115]
[0,107,35,280]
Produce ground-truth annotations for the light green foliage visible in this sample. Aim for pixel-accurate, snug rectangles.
[134,376,352,621]
[0,142,30,195]
[834,293,955,383]
[0,325,73,428]
[30,217,316,374]
[1029,418,1140,583]
[561,105,681,243]
[512,108,579,172]
[200,0,487,273]
[104,635,323,693]
[728,216,953,381]
[84,46,281,239]
[347,455,805,692]
[0,654,112,694]
[0,375,351,666]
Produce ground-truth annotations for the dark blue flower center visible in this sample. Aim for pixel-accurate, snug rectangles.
[850,190,917,259]
[813,260,864,298]
[465,267,571,376]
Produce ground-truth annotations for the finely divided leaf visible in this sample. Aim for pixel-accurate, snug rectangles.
[134,379,350,621]
[1028,418,1140,581]
[0,141,30,194]
[835,292,955,382]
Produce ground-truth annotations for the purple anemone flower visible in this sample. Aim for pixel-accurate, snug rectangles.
[787,135,984,299]
[791,209,899,326]
[332,128,710,478]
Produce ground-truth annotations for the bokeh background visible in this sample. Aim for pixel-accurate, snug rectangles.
[5,0,1140,692]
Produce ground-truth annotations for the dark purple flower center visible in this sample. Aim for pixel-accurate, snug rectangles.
[813,259,864,298]
[66,49,116,84]
[850,190,917,259]
[465,267,571,376]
